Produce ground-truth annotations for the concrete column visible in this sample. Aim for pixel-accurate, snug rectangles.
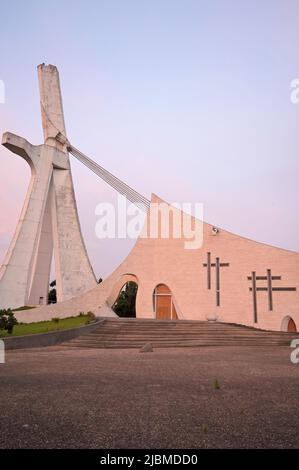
[37,64,97,302]
[0,135,54,308]
[0,64,96,309]
[38,63,67,151]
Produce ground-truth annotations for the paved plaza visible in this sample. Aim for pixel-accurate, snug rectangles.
[0,345,299,449]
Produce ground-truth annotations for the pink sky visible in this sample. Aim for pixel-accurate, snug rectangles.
[0,0,298,280]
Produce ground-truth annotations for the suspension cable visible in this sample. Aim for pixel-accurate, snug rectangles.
[69,145,150,210]
[40,100,150,210]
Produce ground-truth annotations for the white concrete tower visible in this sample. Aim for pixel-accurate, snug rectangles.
[0,64,96,309]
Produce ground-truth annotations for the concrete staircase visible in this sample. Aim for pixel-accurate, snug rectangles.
[61,317,298,349]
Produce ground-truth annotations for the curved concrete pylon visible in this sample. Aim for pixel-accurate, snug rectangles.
[0,64,97,309]
[14,194,299,332]
[0,133,56,308]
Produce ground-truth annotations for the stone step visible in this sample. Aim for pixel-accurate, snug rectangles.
[65,342,291,349]
[87,324,290,333]
[87,329,289,336]
[86,333,294,340]
[64,340,292,349]
[72,331,293,338]
[60,318,298,349]
[94,323,293,331]
[66,339,293,346]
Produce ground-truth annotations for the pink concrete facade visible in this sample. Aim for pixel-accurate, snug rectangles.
[15,194,299,332]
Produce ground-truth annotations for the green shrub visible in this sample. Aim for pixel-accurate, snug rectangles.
[0,309,18,334]
[51,317,60,323]
[87,311,96,320]
[85,311,96,324]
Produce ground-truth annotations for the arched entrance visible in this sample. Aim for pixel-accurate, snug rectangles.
[287,318,297,332]
[112,281,138,317]
[107,274,139,318]
[153,284,178,320]
[281,316,297,332]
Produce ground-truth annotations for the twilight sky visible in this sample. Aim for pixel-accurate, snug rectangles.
[0,0,298,280]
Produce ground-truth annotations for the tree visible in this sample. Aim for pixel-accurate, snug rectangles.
[48,280,57,304]
[113,282,137,317]
[0,309,18,334]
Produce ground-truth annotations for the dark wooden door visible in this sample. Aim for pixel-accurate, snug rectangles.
[288,318,297,332]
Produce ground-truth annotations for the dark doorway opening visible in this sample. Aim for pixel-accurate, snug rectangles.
[113,281,138,318]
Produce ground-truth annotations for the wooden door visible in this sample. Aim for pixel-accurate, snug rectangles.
[288,318,297,332]
[154,284,178,320]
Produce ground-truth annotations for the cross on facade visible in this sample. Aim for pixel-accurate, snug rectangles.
[247,269,296,323]
[203,252,229,306]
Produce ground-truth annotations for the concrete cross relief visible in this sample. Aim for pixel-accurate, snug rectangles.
[0,64,96,309]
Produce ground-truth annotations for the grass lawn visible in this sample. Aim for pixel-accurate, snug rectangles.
[0,315,93,338]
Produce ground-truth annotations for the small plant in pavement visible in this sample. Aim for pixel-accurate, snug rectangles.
[213,378,220,390]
